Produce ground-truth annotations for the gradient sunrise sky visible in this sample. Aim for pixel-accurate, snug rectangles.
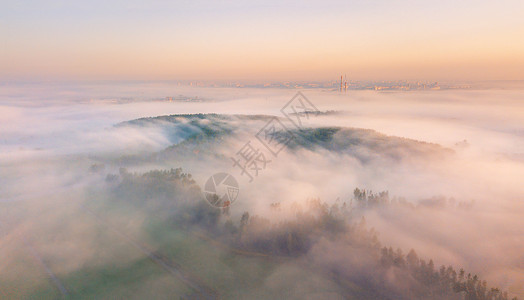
[2,0,524,81]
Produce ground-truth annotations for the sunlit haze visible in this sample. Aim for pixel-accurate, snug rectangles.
[1,2,524,300]
[2,0,524,81]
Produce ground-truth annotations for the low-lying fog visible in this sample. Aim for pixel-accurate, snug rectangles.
[1,82,523,298]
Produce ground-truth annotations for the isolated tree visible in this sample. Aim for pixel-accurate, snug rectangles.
[240,212,250,230]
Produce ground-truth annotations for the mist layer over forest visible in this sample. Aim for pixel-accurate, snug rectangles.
[1,82,523,299]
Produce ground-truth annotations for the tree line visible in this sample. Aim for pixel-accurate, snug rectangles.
[104,168,516,300]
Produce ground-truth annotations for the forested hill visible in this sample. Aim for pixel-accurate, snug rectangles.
[115,113,452,163]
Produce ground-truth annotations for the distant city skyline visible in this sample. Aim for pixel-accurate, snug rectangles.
[2,0,524,81]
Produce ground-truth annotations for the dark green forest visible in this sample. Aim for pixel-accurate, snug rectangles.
[99,167,516,300]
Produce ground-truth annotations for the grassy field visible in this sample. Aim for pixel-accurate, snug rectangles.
[1,185,351,299]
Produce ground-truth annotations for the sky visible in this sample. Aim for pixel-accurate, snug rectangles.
[1,0,524,81]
